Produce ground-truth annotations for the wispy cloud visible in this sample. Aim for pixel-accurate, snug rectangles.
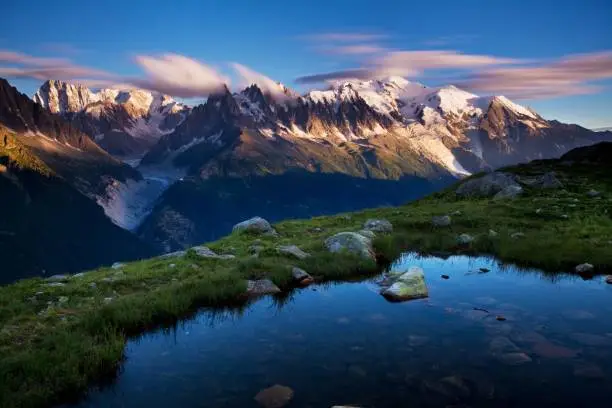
[231,63,289,99]
[40,42,87,55]
[0,50,112,80]
[462,51,612,99]
[129,54,229,98]
[299,32,388,42]
[296,50,520,83]
[319,44,388,56]
[422,35,478,47]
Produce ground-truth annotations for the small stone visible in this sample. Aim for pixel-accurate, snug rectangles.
[510,232,525,239]
[535,208,543,214]
[46,282,65,287]
[560,214,569,219]
[58,296,69,304]
[89,282,97,289]
[441,274,450,280]
[35,291,44,296]
[47,274,69,281]
[277,245,310,260]
[457,233,474,245]
[488,229,498,238]
[169,263,176,268]
[605,275,612,284]
[575,263,594,274]
[103,297,113,303]
[72,272,86,278]
[432,215,451,227]
[311,227,323,233]
[451,210,462,216]
[363,219,393,233]
[254,384,294,408]
[111,262,124,270]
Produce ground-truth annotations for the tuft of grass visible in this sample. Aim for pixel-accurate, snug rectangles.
[1,159,612,407]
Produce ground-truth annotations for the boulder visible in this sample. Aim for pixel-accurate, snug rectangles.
[111,262,124,270]
[277,245,310,260]
[457,233,474,245]
[493,185,523,200]
[575,263,594,274]
[530,172,564,189]
[246,279,281,296]
[357,229,376,239]
[363,219,393,233]
[432,215,451,227]
[488,229,499,238]
[380,267,428,302]
[254,384,294,408]
[233,217,276,235]
[159,250,186,259]
[456,172,520,198]
[325,232,374,259]
[47,274,69,282]
[587,189,601,198]
[291,267,313,284]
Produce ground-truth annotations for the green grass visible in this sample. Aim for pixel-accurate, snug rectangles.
[1,159,612,407]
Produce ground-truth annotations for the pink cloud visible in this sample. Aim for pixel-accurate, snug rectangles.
[231,62,289,100]
[463,51,612,99]
[320,44,388,55]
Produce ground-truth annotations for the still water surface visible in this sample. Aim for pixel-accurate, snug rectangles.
[72,254,612,407]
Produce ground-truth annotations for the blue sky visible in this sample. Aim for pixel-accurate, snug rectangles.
[2,0,611,128]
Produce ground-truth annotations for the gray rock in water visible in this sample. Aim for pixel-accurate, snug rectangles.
[575,263,594,274]
[291,267,313,284]
[325,232,374,259]
[380,266,429,302]
[363,219,393,233]
[111,262,124,270]
[605,275,612,284]
[277,245,310,260]
[587,189,601,198]
[456,172,519,198]
[247,279,281,296]
[357,229,376,239]
[493,185,523,200]
[432,215,451,227]
[254,384,294,408]
[457,233,474,245]
[233,216,275,235]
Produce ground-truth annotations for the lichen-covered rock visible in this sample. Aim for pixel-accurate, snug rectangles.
[575,263,594,274]
[277,245,310,260]
[456,172,519,198]
[432,215,451,227]
[254,384,294,408]
[357,229,376,239]
[191,246,235,260]
[493,185,523,200]
[380,267,428,302]
[247,279,281,296]
[233,217,275,235]
[363,219,393,233]
[291,267,313,284]
[325,232,374,259]
[457,233,474,245]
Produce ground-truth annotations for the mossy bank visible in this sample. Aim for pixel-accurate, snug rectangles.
[1,144,612,408]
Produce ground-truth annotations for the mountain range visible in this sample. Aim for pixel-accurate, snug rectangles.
[1,75,610,281]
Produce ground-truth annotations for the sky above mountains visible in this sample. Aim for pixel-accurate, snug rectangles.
[1,0,611,128]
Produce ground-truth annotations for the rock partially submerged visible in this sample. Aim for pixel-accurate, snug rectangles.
[363,219,393,233]
[575,263,594,274]
[254,384,294,408]
[380,266,428,302]
[325,232,374,260]
[233,217,276,235]
[277,245,310,260]
[291,267,314,285]
[456,172,520,198]
[246,279,281,296]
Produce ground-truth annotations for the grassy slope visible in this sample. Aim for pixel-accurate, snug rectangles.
[1,156,611,407]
